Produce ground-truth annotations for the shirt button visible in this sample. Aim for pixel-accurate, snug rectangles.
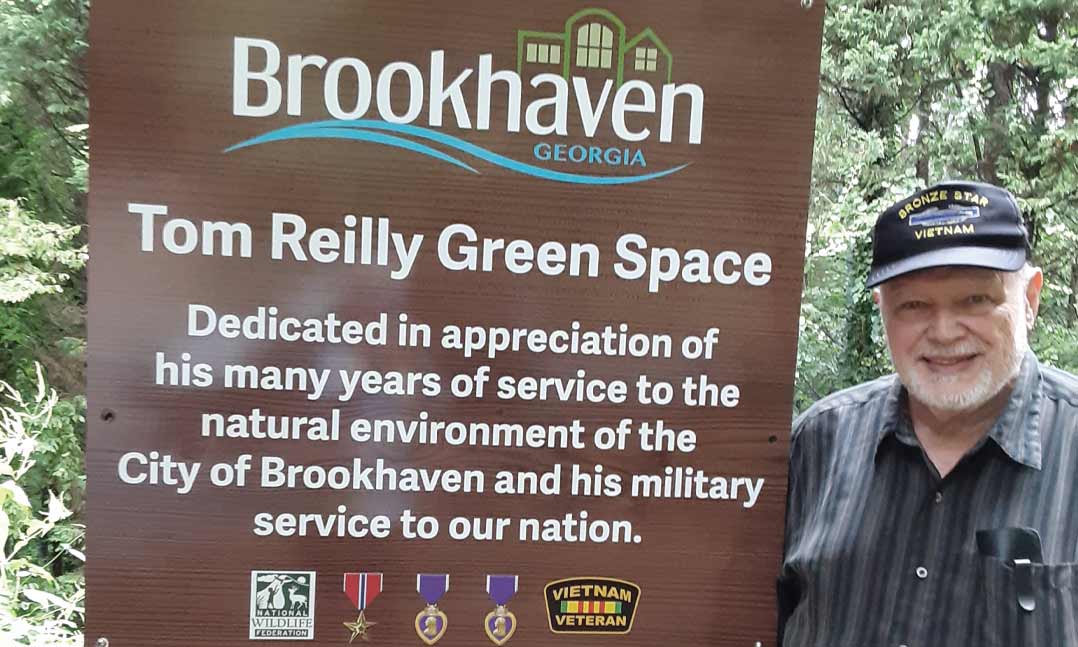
[916,566,928,579]
[934,491,944,504]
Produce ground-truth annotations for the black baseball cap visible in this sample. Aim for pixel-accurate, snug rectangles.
[866,181,1030,287]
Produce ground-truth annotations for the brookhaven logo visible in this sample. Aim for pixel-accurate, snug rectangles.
[228,8,703,184]
[544,577,640,634]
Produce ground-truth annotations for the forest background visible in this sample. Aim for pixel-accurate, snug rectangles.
[0,0,1074,643]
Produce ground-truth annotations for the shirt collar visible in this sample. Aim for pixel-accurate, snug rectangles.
[875,351,1043,470]
[987,351,1043,469]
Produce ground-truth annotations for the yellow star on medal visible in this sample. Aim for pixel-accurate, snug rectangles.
[344,611,377,643]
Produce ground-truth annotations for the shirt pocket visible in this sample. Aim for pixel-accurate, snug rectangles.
[981,558,1078,647]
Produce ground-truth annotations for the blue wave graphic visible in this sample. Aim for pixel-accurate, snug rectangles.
[224,119,688,185]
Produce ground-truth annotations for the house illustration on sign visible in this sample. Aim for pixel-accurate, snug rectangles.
[516,8,673,87]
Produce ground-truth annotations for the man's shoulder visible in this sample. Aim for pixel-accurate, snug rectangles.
[1039,361,1078,409]
[792,374,896,442]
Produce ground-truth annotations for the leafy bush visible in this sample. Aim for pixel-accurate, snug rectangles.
[0,365,84,647]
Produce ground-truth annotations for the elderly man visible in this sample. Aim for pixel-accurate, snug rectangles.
[778,181,1078,647]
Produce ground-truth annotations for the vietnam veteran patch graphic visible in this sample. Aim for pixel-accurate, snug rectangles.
[543,577,640,635]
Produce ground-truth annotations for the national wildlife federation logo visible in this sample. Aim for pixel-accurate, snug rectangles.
[249,570,317,640]
[544,577,640,634]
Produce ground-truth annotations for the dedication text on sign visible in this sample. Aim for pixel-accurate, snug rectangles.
[86,1,824,645]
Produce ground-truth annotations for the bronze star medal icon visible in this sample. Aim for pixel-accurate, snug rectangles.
[344,611,377,643]
[343,573,383,642]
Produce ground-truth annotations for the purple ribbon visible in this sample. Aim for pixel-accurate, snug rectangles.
[416,573,449,605]
[486,575,518,606]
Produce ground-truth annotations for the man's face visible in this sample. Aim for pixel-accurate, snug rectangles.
[876,266,1041,412]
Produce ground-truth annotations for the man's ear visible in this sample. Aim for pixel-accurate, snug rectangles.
[1025,267,1044,329]
[871,288,881,306]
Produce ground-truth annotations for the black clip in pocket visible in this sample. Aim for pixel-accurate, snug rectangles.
[1012,558,1035,612]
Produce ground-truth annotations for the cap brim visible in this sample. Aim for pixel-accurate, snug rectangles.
[866,246,1027,288]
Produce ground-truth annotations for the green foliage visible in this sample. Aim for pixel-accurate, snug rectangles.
[0,2,89,644]
[0,0,88,399]
[0,198,86,394]
[0,0,89,219]
[796,0,1078,414]
[0,198,85,304]
[0,365,84,647]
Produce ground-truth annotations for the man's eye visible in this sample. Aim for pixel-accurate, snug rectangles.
[966,294,990,305]
[899,301,926,311]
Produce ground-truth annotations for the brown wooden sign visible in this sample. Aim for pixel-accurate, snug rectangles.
[86,2,823,645]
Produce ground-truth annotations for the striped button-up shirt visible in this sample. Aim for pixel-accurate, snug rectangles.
[779,352,1078,647]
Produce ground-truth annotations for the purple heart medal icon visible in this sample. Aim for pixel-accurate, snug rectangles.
[414,574,449,645]
[484,575,518,645]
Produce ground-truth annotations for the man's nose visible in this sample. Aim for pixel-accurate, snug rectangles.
[926,308,965,343]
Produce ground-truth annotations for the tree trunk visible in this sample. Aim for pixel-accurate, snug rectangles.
[979,60,1014,184]
[1067,260,1078,325]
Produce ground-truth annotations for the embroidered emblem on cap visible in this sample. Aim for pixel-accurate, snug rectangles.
[908,206,980,228]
